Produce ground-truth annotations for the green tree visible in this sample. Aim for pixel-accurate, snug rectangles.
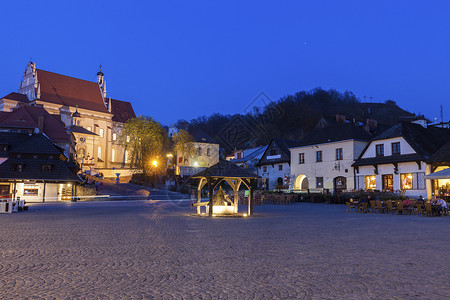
[120,116,168,176]
[172,129,195,166]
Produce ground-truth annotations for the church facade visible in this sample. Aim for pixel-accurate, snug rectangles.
[1,62,136,177]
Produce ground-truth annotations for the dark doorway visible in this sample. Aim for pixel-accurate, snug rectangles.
[382,174,393,192]
[334,176,347,193]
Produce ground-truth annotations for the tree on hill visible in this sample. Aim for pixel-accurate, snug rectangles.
[175,88,414,153]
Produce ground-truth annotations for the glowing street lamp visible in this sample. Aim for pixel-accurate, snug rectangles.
[152,160,158,167]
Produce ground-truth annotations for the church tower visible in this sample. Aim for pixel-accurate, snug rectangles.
[97,66,108,108]
[18,61,38,101]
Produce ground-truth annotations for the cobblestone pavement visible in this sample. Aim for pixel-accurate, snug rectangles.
[0,201,449,299]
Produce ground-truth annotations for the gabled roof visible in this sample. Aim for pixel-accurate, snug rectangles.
[36,69,110,114]
[70,125,97,135]
[192,160,260,179]
[427,141,450,163]
[230,145,267,164]
[370,122,450,158]
[257,138,301,166]
[111,99,136,123]
[293,123,379,148]
[1,92,29,103]
[353,122,450,166]
[0,158,78,181]
[0,106,70,143]
[0,132,64,155]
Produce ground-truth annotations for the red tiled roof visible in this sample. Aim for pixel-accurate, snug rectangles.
[1,92,29,102]
[111,99,136,123]
[0,106,70,143]
[36,69,110,114]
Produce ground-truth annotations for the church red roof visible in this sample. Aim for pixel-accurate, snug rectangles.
[111,99,136,123]
[36,69,110,114]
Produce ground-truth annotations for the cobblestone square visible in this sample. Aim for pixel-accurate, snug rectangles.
[0,200,449,299]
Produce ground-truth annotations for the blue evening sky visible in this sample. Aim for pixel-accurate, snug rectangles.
[1,1,449,126]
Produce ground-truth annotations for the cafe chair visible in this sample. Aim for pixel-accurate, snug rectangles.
[369,200,377,213]
[346,202,356,213]
[359,202,369,213]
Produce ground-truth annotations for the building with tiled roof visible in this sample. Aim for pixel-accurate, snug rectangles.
[256,138,301,190]
[0,62,137,178]
[0,132,79,202]
[352,121,450,199]
[0,105,72,155]
[289,122,385,194]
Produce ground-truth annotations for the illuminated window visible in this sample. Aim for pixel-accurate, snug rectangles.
[98,146,102,159]
[24,188,38,196]
[401,173,413,190]
[112,133,117,141]
[87,126,92,132]
[125,150,129,163]
[316,177,323,188]
[99,128,104,138]
[365,175,376,190]
[126,135,130,143]
[112,149,115,162]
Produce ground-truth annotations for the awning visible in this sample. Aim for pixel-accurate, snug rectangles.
[425,168,450,179]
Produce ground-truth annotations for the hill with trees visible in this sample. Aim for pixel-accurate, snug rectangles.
[176,88,415,153]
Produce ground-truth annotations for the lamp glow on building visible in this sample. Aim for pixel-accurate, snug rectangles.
[194,161,199,167]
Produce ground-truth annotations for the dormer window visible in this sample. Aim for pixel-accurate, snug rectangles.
[14,164,24,172]
[392,142,400,155]
[376,144,384,157]
[41,164,52,172]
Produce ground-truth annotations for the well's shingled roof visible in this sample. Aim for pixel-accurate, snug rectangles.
[1,92,29,102]
[111,99,136,123]
[192,160,260,178]
[36,69,110,114]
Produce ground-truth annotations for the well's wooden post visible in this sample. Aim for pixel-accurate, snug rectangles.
[248,179,254,215]
[197,189,201,215]
[208,179,214,217]
[234,179,241,214]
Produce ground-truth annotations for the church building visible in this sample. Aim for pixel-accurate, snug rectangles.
[0,62,136,177]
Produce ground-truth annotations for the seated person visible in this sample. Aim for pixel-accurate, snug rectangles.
[403,196,411,207]
[436,197,448,215]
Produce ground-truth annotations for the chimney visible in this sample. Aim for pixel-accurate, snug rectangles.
[365,119,378,133]
[336,114,346,123]
[38,115,44,133]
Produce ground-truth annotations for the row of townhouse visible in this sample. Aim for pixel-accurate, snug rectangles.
[256,118,450,199]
